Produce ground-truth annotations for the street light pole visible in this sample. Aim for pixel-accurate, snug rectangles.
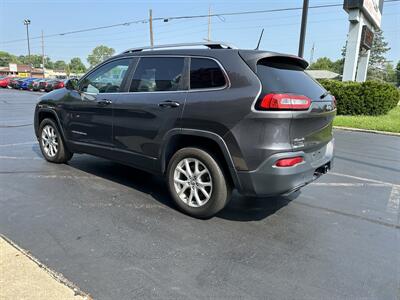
[24,19,31,77]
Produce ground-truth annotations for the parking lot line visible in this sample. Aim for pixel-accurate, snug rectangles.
[0,155,42,160]
[311,182,388,187]
[0,141,38,147]
[329,171,399,187]
[387,186,400,214]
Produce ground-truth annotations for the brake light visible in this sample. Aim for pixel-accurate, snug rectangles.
[275,156,304,167]
[259,93,311,110]
[332,95,337,109]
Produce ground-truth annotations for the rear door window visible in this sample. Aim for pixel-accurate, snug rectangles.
[129,57,184,92]
[256,61,326,100]
[189,58,226,89]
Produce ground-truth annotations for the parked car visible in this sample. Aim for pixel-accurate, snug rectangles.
[27,78,43,91]
[44,80,65,92]
[34,42,336,218]
[0,76,12,88]
[20,78,39,90]
[37,78,54,91]
[14,78,30,89]
[32,79,46,91]
[8,77,22,88]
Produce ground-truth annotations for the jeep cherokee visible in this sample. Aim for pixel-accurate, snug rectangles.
[34,42,335,218]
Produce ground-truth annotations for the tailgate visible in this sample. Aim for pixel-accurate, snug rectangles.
[254,58,336,152]
[290,101,335,151]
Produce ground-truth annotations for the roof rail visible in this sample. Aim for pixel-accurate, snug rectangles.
[121,41,237,54]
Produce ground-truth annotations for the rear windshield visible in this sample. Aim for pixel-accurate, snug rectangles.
[256,61,326,100]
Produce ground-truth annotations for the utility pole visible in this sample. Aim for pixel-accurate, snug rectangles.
[207,6,211,42]
[24,19,31,77]
[149,9,154,48]
[41,30,45,78]
[298,0,309,58]
[310,42,315,65]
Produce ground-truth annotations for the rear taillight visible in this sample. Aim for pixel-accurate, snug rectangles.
[59,82,64,88]
[275,156,304,167]
[258,93,311,111]
[332,95,337,109]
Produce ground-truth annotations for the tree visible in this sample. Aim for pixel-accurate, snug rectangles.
[396,61,400,87]
[368,29,391,69]
[332,58,344,75]
[309,57,343,74]
[53,60,67,70]
[0,51,20,66]
[309,57,334,70]
[87,45,115,68]
[69,57,86,73]
[44,57,54,69]
[382,63,396,84]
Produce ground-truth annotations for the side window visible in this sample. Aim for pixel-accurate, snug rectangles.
[80,59,131,94]
[190,58,226,89]
[130,57,184,92]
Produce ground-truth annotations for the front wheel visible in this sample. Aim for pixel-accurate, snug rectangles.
[167,147,232,219]
[39,118,73,163]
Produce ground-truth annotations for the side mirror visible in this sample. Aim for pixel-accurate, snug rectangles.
[65,78,79,91]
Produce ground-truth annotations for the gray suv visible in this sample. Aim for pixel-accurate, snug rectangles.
[34,42,335,218]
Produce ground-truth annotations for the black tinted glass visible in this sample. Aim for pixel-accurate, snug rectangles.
[130,57,184,92]
[80,58,131,94]
[190,58,226,89]
[256,61,326,100]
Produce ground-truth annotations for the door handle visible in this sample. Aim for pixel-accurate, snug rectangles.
[158,100,180,108]
[97,99,112,106]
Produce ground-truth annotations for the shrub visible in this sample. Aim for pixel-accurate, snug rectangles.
[318,79,400,115]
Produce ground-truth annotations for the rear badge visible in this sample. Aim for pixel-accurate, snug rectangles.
[293,137,305,148]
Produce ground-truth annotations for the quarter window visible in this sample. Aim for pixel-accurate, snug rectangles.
[80,59,131,94]
[130,57,184,92]
[190,58,226,89]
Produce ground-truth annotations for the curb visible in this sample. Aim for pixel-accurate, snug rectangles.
[0,234,92,300]
[334,126,400,137]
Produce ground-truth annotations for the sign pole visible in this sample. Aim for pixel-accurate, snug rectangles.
[298,0,309,58]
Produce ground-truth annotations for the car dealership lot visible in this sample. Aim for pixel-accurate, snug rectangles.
[0,89,399,299]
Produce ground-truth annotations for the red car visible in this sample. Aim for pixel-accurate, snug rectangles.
[44,80,65,92]
[0,76,12,88]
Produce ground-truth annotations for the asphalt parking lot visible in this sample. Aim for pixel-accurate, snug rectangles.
[0,88,399,299]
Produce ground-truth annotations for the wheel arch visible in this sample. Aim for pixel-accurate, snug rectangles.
[160,129,241,190]
[35,108,66,141]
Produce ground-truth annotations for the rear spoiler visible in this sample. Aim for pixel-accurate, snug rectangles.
[239,50,309,71]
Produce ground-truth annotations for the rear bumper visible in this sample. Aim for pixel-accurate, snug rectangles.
[236,139,334,196]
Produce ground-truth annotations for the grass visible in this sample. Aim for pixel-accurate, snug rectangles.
[333,106,400,133]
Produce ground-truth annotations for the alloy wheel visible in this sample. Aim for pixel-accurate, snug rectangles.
[41,125,58,157]
[173,158,213,207]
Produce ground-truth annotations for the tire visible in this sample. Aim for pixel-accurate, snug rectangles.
[38,118,73,163]
[167,147,232,219]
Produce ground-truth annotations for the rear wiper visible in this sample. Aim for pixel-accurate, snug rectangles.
[320,91,330,99]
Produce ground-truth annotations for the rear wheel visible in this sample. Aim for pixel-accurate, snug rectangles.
[39,118,73,163]
[167,147,231,219]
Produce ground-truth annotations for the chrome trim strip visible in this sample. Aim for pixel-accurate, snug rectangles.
[71,130,87,136]
[70,140,158,160]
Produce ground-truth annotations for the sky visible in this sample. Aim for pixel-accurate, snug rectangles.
[0,0,399,67]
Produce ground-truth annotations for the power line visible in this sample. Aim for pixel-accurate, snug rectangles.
[2,0,398,45]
